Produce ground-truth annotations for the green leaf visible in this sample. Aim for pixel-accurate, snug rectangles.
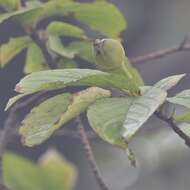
[48,35,76,59]
[52,87,111,131]
[0,5,42,25]
[122,87,167,142]
[9,68,136,110]
[87,97,138,166]
[15,69,108,93]
[0,0,20,11]
[5,93,31,111]
[24,43,49,74]
[15,68,141,95]
[47,21,86,38]
[175,112,190,123]
[19,93,72,146]
[167,89,190,109]
[3,150,77,190]
[66,41,95,63]
[87,97,133,149]
[154,74,186,91]
[124,58,144,87]
[88,87,166,147]
[19,1,126,37]
[66,1,127,37]
[49,39,94,63]
[20,87,110,146]
[0,37,31,67]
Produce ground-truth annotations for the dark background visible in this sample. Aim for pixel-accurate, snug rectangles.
[1,0,190,190]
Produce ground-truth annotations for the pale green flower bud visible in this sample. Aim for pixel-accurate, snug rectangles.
[93,39,126,72]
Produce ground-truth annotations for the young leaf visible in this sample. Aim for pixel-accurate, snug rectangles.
[19,1,126,37]
[20,87,110,146]
[175,112,190,123]
[3,150,77,190]
[50,39,95,64]
[47,21,85,39]
[122,87,167,142]
[19,93,72,146]
[0,37,31,67]
[167,89,190,109]
[48,35,76,59]
[87,97,134,149]
[24,43,49,74]
[154,74,186,91]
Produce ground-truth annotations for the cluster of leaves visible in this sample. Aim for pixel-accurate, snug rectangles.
[1,0,190,189]
[10,72,190,150]
[0,0,130,189]
[0,0,126,71]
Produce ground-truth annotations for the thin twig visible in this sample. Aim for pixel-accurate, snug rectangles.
[0,91,48,189]
[54,128,97,139]
[155,112,190,148]
[76,116,110,190]
[130,37,190,64]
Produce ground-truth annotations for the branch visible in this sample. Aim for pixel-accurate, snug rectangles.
[76,116,110,190]
[29,30,56,69]
[0,108,17,190]
[130,37,190,64]
[155,112,190,148]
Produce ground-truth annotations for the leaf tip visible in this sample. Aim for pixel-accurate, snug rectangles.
[14,84,22,93]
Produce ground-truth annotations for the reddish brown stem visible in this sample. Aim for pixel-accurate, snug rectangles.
[131,37,190,64]
[76,116,110,190]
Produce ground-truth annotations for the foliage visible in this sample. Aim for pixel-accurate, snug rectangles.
[20,87,110,146]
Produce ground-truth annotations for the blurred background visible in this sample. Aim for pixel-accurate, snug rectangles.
[1,0,190,190]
